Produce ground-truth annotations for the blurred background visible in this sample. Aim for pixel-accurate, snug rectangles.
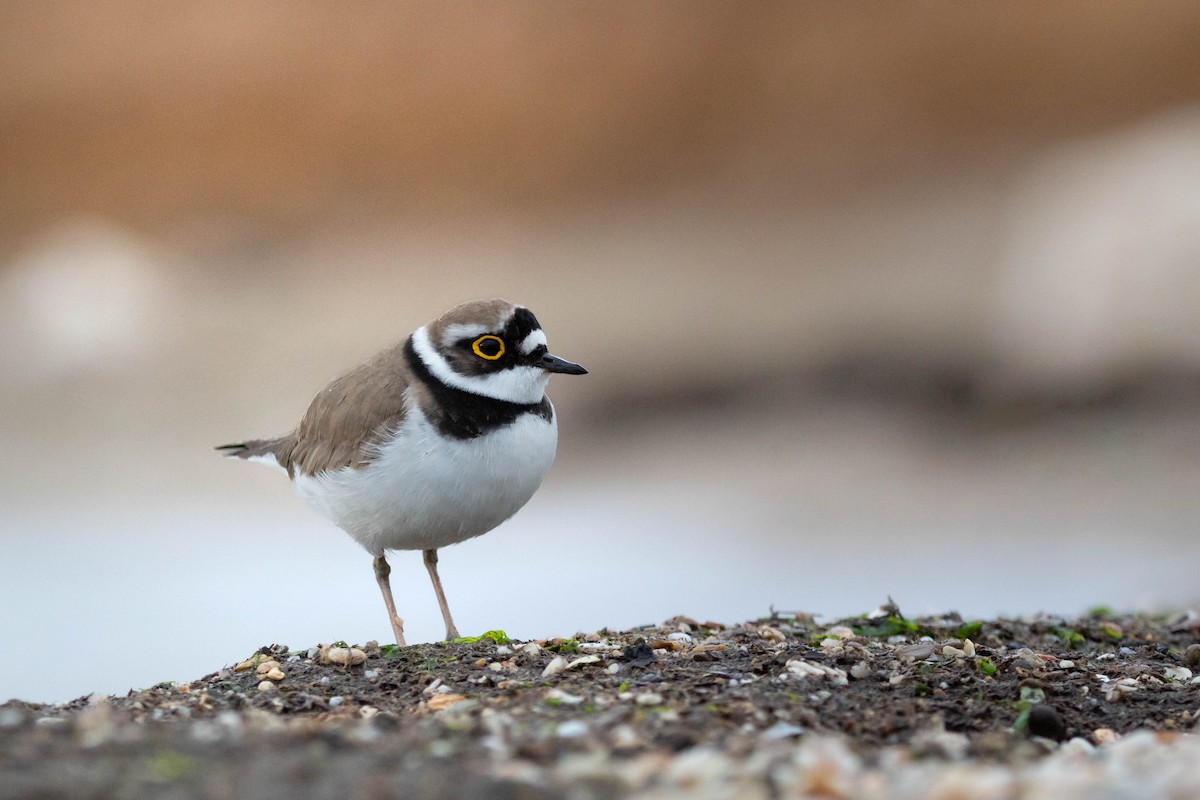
[3,1,1200,703]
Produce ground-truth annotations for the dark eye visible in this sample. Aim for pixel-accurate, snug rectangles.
[471,335,505,360]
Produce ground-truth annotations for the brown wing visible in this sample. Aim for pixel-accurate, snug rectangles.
[279,341,413,478]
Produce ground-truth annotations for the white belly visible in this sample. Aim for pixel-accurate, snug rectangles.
[292,404,558,555]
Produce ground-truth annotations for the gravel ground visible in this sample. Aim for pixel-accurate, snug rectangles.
[4,608,1200,799]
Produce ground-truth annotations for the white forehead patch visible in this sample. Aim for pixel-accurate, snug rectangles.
[440,323,493,348]
[412,326,550,405]
[519,329,548,355]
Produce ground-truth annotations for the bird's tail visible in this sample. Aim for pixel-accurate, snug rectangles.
[215,437,287,470]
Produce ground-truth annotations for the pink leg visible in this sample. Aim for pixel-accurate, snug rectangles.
[423,549,460,641]
[373,555,406,646]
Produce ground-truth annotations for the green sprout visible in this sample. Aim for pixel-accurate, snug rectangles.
[450,630,512,645]
[956,621,983,640]
[854,616,923,638]
[1050,627,1086,647]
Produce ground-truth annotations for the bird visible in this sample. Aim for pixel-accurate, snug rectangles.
[217,299,587,646]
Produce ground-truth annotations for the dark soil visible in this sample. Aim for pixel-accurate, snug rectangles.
[3,609,1199,799]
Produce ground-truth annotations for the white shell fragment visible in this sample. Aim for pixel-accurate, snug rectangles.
[1100,677,1139,702]
[565,655,602,670]
[1163,666,1192,682]
[782,660,849,686]
[541,656,568,677]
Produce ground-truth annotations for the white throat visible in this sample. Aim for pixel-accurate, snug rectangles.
[411,325,550,404]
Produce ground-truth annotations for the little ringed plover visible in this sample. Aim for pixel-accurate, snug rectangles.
[217,298,587,645]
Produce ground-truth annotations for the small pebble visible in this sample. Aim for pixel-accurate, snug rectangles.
[1093,727,1120,746]
[364,670,380,680]
[910,728,970,759]
[850,662,873,680]
[1059,660,1075,669]
[606,663,621,675]
[426,693,468,711]
[761,721,805,740]
[257,680,275,692]
[546,688,584,706]
[1027,704,1067,741]
[264,668,285,681]
[1184,644,1200,668]
[255,660,280,675]
[757,626,786,643]
[1059,737,1096,756]
[328,696,344,708]
[635,693,664,706]
[1010,648,1044,670]
[327,647,367,667]
[610,724,641,749]
[488,662,504,673]
[556,719,588,738]
[495,645,513,656]
[895,642,935,661]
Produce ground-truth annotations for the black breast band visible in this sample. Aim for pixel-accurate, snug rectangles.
[404,337,553,440]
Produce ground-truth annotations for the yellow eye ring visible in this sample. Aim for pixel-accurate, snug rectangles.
[471,335,506,360]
